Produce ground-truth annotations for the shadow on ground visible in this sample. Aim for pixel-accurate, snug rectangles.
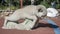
[32,23,59,30]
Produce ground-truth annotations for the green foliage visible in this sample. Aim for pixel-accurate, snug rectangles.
[56,4,60,9]
[40,1,50,8]
[0,0,20,10]
[0,5,8,10]
[10,5,20,10]
[0,0,60,10]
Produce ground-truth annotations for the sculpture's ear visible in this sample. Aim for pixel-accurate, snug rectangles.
[38,9,41,12]
[36,5,47,12]
[38,9,43,12]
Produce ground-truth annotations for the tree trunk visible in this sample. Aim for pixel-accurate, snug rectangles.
[20,0,23,8]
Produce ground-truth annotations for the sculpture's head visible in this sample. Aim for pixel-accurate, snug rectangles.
[36,5,47,19]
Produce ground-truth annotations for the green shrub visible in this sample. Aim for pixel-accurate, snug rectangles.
[0,5,8,10]
[56,4,60,9]
[40,1,50,8]
[10,5,20,10]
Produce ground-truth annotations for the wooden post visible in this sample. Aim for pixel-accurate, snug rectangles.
[20,0,23,8]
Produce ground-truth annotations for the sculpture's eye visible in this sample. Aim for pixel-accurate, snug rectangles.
[38,9,43,12]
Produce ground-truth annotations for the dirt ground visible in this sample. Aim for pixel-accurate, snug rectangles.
[0,9,60,34]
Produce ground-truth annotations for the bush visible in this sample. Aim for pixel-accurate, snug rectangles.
[0,5,8,10]
[40,1,50,8]
[10,5,20,10]
[56,4,60,9]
